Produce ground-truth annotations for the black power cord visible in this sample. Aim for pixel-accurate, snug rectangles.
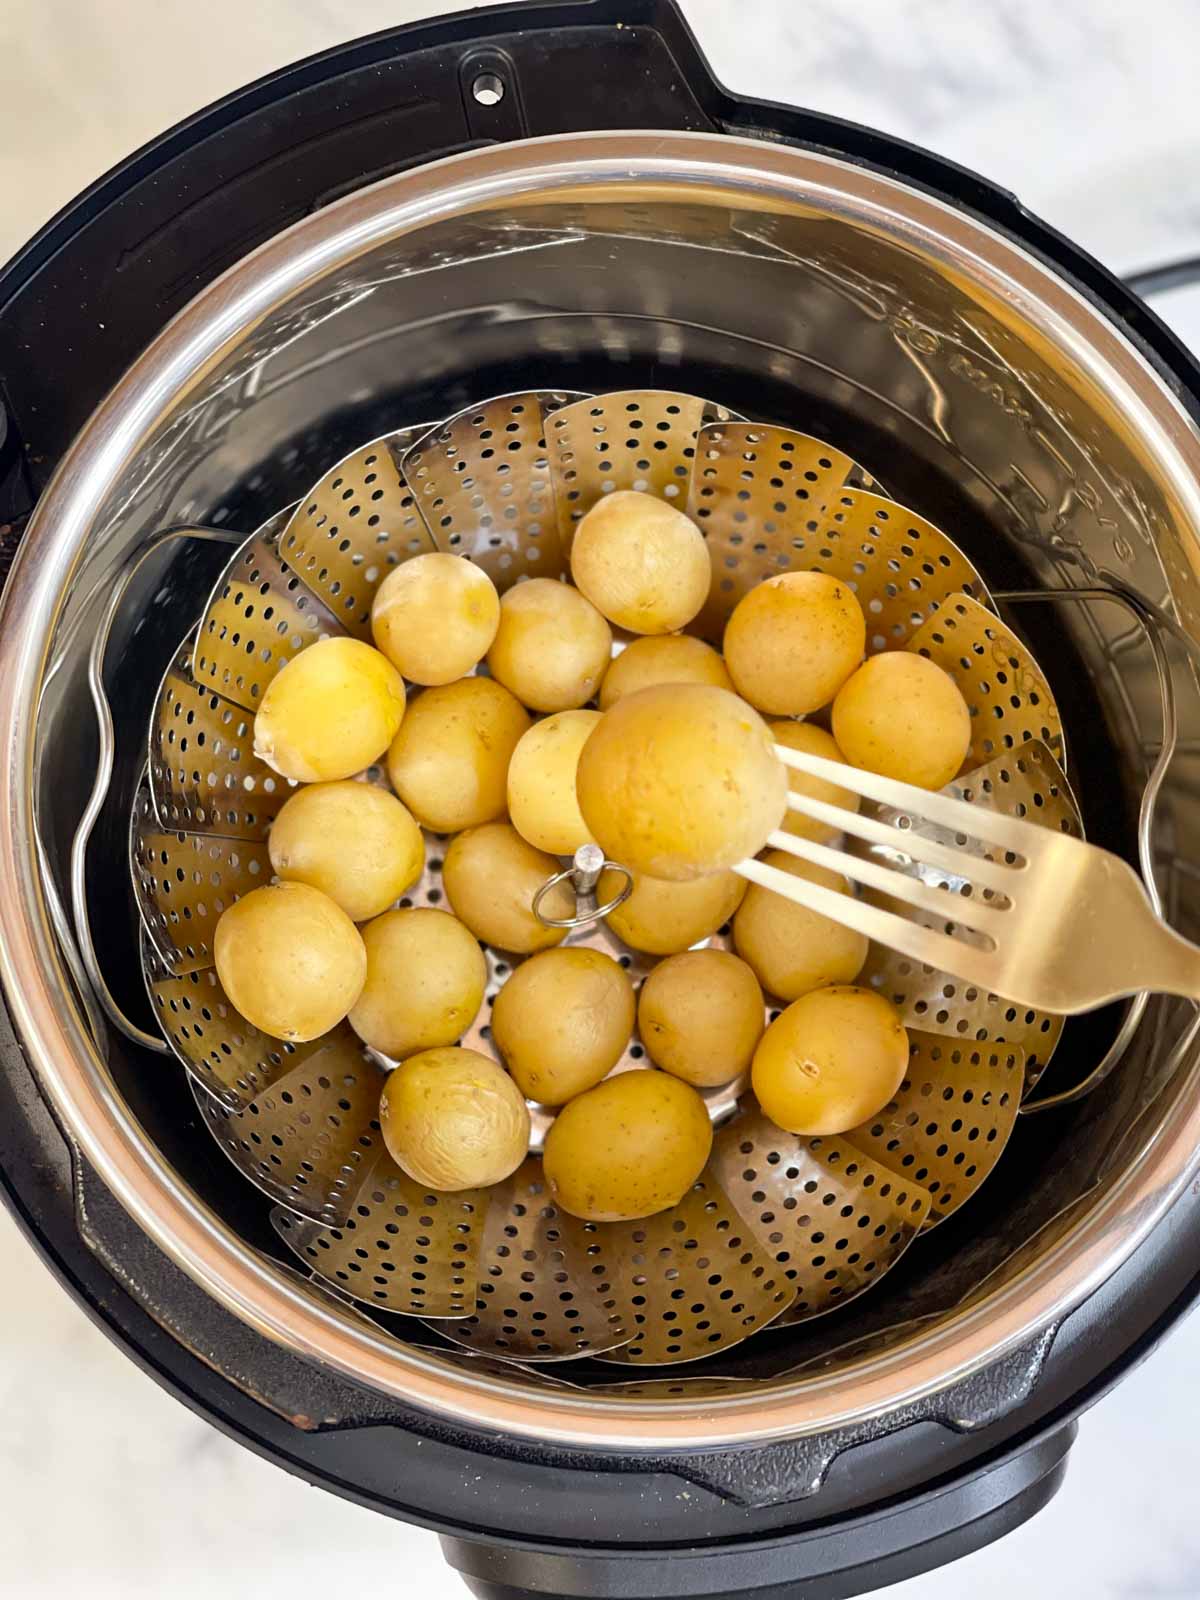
[1125,254,1200,298]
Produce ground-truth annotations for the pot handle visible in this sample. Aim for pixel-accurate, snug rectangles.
[66,525,242,1054]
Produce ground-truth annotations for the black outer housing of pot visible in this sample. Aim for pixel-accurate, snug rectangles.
[2,4,1200,1597]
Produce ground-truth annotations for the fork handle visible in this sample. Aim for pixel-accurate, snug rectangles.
[1132,916,1200,1003]
[1044,849,1200,1011]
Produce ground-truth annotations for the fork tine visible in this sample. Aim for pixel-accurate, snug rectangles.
[763,828,1008,939]
[773,745,1040,853]
[783,791,1019,896]
[733,855,1001,988]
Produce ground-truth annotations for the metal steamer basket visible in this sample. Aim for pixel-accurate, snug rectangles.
[111,389,1069,1369]
[4,7,1200,1598]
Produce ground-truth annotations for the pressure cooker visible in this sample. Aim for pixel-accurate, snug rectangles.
[3,3,1200,1596]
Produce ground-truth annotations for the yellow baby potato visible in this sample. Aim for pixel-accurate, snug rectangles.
[348,908,486,1059]
[386,676,530,833]
[380,1047,530,1191]
[576,684,787,881]
[570,490,711,634]
[506,709,600,855]
[599,634,733,710]
[371,552,500,685]
[752,986,909,1136]
[492,947,635,1105]
[637,949,764,1088]
[733,852,868,1001]
[253,635,406,783]
[599,865,746,956]
[442,822,572,953]
[487,578,612,711]
[268,780,424,922]
[723,571,866,716]
[832,650,971,790]
[213,881,366,1043]
[769,721,861,843]
[543,1070,713,1222]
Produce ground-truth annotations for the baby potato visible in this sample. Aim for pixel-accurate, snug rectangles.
[487,578,612,712]
[770,721,861,844]
[380,1046,530,1190]
[371,552,500,686]
[348,908,486,1059]
[752,986,909,1136]
[600,866,745,955]
[268,780,424,922]
[492,948,634,1104]
[734,851,868,1001]
[599,634,733,710]
[214,881,366,1042]
[543,1070,713,1221]
[443,822,572,953]
[507,709,600,855]
[724,571,865,716]
[832,651,971,790]
[638,949,764,1088]
[577,684,787,881]
[570,490,710,634]
[386,676,530,833]
[253,636,406,783]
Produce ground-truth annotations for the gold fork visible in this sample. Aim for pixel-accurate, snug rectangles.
[732,744,1194,1014]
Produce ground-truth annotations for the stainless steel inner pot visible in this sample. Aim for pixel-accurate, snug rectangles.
[5,131,1200,1451]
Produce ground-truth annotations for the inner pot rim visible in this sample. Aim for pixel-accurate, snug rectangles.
[3,129,1200,1451]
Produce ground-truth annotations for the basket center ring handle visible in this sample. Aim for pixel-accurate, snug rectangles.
[532,844,633,931]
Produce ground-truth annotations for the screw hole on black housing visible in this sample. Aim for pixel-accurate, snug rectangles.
[472,72,505,106]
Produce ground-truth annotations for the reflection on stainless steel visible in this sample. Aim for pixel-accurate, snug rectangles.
[2,133,1200,1446]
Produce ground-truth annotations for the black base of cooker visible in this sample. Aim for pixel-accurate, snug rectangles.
[5,4,1200,1598]
[443,1428,1073,1599]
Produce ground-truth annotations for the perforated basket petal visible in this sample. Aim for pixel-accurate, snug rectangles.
[546,390,741,552]
[687,422,866,540]
[908,592,1064,769]
[596,1171,795,1364]
[432,1159,633,1360]
[402,391,588,587]
[700,491,990,647]
[191,1028,384,1226]
[149,641,290,840]
[843,1032,1024,1228]
[709,1110,931,1326]
[145,932,307,1110]
[275,425,437,636]
[269,1146,485,1316]
[131,797,272,977]
[191,527,346,711]
[684,430,968,640]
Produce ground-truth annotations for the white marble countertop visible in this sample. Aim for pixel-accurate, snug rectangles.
[4,2,1200,1595]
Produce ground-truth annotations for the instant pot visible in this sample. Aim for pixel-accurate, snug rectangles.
[4,3,1200,1596]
